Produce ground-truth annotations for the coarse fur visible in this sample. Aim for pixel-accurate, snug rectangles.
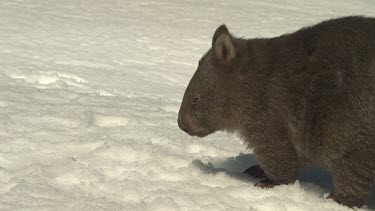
[178,16,375,208]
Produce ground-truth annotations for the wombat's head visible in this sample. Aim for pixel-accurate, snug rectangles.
[178,25,243,137]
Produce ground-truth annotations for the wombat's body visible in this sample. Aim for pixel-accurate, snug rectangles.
[178,16,375,207]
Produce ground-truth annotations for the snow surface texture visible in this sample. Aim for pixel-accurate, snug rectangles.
[1,0,375,210]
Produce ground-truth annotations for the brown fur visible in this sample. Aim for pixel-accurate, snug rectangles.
[178,16,375,208]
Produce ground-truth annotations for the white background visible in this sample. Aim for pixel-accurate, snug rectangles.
[1,0,375,210]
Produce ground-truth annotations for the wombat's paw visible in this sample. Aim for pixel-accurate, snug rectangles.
[327,193,364,208]
[243,165,266,178]
[254,179,275,189]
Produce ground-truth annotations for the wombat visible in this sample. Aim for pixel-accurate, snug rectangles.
[178,16,375,208]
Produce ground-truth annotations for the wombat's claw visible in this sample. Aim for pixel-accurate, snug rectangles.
[255,179,275,189]
[243,165,266,178]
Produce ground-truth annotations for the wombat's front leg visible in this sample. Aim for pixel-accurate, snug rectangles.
[254,143,299,186]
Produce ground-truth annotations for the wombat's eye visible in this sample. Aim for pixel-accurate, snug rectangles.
[192,96,200,105]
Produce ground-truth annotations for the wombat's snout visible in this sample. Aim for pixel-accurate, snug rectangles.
[177,117,189,133]
[177,117,187,132]
[178,115,209,137]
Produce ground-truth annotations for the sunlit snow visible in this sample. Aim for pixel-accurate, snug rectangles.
[1,0,375,210]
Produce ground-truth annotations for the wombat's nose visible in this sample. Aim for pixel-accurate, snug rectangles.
[178,117,188,133]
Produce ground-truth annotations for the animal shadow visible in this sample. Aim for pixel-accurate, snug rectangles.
[192,153,375,209]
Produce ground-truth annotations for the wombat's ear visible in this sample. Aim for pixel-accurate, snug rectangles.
[212,25,237,66]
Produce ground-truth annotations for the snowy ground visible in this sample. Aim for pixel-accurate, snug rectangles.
[1,0,375,210]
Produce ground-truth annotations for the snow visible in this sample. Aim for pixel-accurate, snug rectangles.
[0,0,375,210]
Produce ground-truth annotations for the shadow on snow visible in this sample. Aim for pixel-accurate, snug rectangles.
[192,153,375,209]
